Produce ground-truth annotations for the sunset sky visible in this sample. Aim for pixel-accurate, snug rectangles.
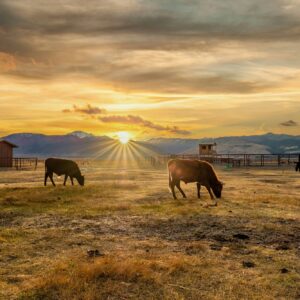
[0,0,300,139]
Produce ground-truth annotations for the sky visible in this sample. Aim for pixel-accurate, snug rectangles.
[0,0,300,139]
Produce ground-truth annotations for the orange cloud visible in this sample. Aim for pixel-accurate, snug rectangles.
[63,104,106,115]
[62,104,190,135]
[99,114,191,135]
[280,120,298,127]
[0,52,16,71]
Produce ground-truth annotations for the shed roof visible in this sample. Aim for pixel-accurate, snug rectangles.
[0,140,18,148]
[199,143,216,146]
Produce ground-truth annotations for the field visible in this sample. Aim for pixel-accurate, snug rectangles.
[0,164,299,299]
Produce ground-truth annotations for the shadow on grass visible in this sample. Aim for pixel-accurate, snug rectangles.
[133,213,300,254]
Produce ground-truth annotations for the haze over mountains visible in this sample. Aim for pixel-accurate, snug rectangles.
[2,131,300,157]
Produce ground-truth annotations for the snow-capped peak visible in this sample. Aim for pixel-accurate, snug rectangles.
[67,131,94,139]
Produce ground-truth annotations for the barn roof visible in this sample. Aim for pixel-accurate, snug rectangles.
[0,140,18,148]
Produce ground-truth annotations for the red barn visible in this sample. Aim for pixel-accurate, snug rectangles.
[0,140,18,168]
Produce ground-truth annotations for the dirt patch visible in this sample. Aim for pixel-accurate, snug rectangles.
[17,214,146,238]
[259,179,286,184]
[0,212,24,227]
[134,214,300,254]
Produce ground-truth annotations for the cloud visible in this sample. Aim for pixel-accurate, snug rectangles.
[0,0,300,93]
[0,52,17,71]
[100,70,269,94]
[63,104,106,115]
[3,0,300,42]
[1,0,300,101]
[99,114,191,135]
[62,104,190,134]
[280,120,298,127]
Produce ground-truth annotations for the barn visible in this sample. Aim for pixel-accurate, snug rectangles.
[0,140,18,168]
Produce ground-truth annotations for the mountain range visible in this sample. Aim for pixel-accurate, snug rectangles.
[2,131,300,157]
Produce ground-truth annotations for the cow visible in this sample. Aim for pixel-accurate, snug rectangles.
[168,159,223,205]
[296,162,300,172]
[44,158,85,186]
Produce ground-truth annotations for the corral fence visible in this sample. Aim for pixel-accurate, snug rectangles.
[2,155,299,170]
[13,157,38,170]
[0,157,38,170]
[146,153,300,168]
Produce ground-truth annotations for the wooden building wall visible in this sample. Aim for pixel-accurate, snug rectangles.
[0,142,13,167]
[199,144,216,155]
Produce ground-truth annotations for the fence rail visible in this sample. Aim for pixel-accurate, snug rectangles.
[13,157,38,170]
[146,153,300,168]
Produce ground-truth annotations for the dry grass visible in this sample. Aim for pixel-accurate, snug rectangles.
[20,256,159,300]
[0,165,299,299]
[19,253,196,300]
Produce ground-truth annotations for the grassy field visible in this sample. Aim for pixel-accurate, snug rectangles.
[0,164,299,299]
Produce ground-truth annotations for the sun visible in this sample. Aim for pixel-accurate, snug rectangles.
[117,131,130,144]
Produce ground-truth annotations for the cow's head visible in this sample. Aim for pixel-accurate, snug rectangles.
[77,175,85,186]
[212,181,223,198]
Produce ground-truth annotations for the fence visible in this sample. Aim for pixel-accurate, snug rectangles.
[146,153,300,168]
[13,157,38,170]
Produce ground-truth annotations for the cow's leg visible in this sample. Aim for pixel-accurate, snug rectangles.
[70,177,74,186]
[206,186,214,200]
[169,180,177,200]
[49,172,56,187]
[44,172,49,186]
[175,181,186,198]
[63,175,68,186]
[169,172,177,199]
[206,186,218,206]
[197,183,201,199]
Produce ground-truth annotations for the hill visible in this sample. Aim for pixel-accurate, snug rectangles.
[147,133,300,155]
[2,132,300,157]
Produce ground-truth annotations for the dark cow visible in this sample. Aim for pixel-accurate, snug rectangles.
[168,159,223,205]
[44,158,84,186]
[296,162,300,172]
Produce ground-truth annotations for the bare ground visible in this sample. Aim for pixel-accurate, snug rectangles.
[0,166,299,299]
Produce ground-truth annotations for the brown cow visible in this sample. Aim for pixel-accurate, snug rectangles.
[168,159,223,205]
[45,158,84,186]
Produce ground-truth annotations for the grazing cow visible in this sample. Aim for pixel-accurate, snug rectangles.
[44,158,84,186]
[168,159,223,205]
[296,162,300,172]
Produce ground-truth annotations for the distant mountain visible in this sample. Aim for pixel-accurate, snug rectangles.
[147,138,200,154]
[181,138,270,155]
[3,132,113,157]
[1,132,300,157]
[237,133,300,153]
[67,131,94,139]
[146,133,300,155]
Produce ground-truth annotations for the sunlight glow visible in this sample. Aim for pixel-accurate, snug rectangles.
[117,131,130,144]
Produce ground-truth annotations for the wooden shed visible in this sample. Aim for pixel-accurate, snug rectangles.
[0,140,18,167]
[199,143,217,156]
